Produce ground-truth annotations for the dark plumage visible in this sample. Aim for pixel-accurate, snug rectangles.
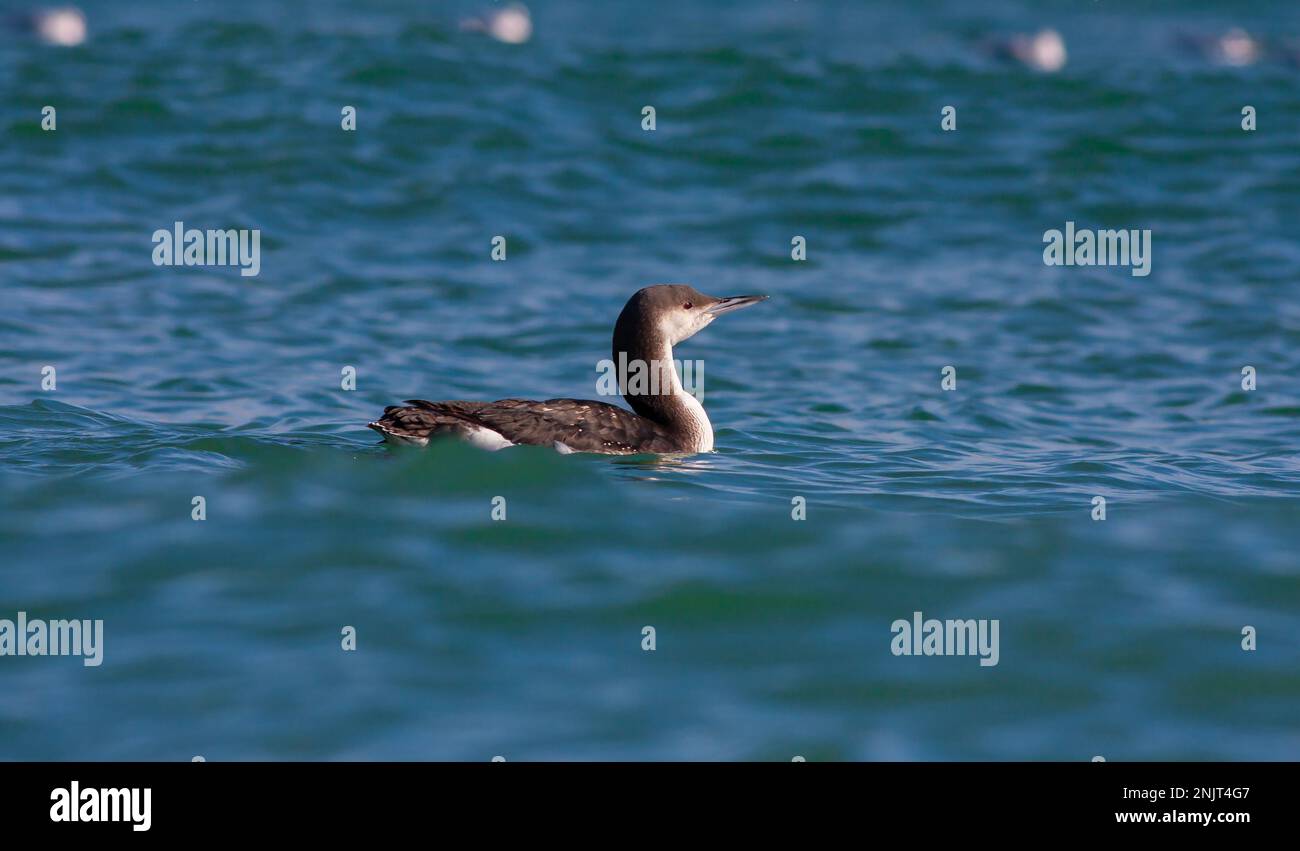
[371,398,681,454]
[368,285,767,455]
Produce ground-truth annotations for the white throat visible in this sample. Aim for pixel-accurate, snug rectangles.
[656,340,713,452]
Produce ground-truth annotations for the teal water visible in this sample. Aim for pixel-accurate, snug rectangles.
[1,0,1298,760]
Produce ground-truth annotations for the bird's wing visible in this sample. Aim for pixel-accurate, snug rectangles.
[472,398,678,453]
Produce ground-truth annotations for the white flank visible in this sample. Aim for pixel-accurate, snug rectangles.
[464,427,515,451]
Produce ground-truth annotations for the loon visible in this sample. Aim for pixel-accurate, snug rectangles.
[368,284,767,455]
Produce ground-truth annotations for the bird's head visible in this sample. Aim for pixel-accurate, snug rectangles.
[618,284,768,347]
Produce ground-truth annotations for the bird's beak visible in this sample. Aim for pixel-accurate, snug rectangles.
[705,294,768,315]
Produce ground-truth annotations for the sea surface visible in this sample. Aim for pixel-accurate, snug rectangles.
[1,0,1298,760]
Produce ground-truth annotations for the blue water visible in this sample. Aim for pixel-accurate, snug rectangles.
[1,0,1298,760]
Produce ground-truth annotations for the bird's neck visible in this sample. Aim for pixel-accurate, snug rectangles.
[615,334,713,453]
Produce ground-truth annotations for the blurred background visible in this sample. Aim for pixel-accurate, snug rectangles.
[1,0,1298,759]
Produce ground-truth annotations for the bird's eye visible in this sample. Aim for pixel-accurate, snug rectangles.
[683,302,693,310]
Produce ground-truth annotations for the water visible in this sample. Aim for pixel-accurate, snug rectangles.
[2,0,1298,760]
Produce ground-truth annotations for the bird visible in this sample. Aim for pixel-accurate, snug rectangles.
[368,284,768,455]
[1175,28,1262,67]
[459,2,532,45]
[987,28,1067,73]
[9,6,87,46]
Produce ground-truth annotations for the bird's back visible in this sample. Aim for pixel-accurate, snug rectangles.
[368,398,683,454]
